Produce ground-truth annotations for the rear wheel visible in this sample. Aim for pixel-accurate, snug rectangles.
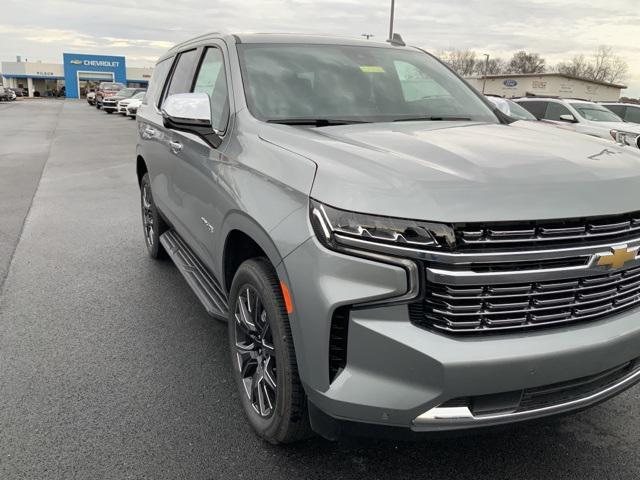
[228,258,311,444]
[140,173,167,259]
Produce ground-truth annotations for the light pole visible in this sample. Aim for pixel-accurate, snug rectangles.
[388,0,395,41]
[482,53,490,94]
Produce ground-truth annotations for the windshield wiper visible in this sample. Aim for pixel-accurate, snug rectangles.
[393,116,472,122]
[267,118,370,127]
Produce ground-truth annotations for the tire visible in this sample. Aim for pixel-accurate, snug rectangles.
[228,258,312,444]
[140,173,168,259]
[105,110,112,114]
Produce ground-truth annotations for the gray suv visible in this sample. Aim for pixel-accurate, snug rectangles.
[136,33,640,443]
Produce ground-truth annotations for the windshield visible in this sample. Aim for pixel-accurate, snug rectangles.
[571,103,623,122]
[489,97,536,121]
[117,88,138,98]
[237,44,498,124]
[132,92,146,99]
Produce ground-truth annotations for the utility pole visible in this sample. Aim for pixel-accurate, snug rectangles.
[482,53,490,94]
[388,0,395,41]
[362,34,375,40]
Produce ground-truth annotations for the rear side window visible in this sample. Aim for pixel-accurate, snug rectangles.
[193,47,229,132]
[625,107,640,123]
[605,104,626,117]
[145,57,172,108]
[163,49,199,103]
[518,101,547,119]
[544,102,572,121]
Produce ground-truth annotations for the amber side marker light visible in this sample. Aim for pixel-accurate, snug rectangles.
[280,281,294,314]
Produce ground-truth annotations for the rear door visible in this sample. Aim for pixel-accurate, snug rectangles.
[169,43,232,272]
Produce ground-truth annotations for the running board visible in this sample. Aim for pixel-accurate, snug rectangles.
[160,230,229,320]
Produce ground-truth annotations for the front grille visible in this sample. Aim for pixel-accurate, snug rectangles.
[419,265,640,333]
[440,359,639,415]
[411,209,640,335]
[456,211,640,249]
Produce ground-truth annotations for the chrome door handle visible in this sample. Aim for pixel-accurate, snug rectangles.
[142,126,157,139]
[169,140,183,154]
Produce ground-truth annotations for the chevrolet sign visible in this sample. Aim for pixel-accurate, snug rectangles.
[69,59,120,67]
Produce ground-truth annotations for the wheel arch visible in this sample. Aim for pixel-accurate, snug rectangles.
[220,212,284,293]
[136,155,147,187]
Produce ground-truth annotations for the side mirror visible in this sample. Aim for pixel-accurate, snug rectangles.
[161,92,222,148]
[559,114,577,123]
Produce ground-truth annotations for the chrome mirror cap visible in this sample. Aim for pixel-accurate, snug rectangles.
[161,92,211,126]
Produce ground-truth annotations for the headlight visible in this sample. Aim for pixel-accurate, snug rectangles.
[309,199,455,256]
[614,130,640,149]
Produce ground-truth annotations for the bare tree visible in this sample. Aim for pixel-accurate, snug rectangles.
[555,46,628,83]
[475,57,506,76]
[436,49,478,76]
[556,54,591,78]
[507,51,546,74]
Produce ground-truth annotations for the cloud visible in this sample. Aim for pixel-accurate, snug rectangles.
[0,0,639,95]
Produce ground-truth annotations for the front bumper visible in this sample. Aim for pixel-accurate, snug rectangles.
[282,237,640,435]
[102,102,118,111]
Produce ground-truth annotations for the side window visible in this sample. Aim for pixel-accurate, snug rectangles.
[605,104,626,117]
[145,57,172,108]
[193,47,229,132]
[519,101,547,119]
[545,102,572,121]
[625,107,640,123]
[163,49,199,104]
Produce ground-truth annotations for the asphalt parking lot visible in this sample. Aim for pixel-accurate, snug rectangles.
[1,99,640,479]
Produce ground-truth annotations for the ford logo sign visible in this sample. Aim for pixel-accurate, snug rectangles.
[503,79,518,87]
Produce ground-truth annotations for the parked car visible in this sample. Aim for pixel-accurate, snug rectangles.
[102,87,145,113]
[486,96,537,121]
[126,94,144,118]
[137,33,640,444]
[95,82,125,109]
[86,89,96,105]
[601,103,640,125]
[9,87,26,97]
[0,86,10,101]
[117,91,146,114]
[516,97,640,147]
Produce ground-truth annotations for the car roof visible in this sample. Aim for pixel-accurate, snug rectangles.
[162,31,415,60]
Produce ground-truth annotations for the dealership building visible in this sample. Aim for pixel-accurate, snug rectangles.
[466,73,626,102]
[1,53,154,98]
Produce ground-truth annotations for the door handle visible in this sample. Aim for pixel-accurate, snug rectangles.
[142,126,157,139]
[169,140,183,154]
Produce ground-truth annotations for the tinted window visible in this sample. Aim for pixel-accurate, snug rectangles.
[604,104,626,117]
[625,106,640,123]
[237,44,497,124]
[545,102,573,121]
[193,47,229,132]
[164,49,199,103]
[146,57,172,108]
[518,101,547,119]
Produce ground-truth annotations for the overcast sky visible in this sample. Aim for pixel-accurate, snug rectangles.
[1,0,639,96]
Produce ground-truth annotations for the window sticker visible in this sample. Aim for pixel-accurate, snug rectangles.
[359,65,385,73]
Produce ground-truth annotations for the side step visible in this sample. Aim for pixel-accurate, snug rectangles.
[160,230,229,320]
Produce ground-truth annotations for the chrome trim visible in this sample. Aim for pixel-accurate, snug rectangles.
[413,365,640,430]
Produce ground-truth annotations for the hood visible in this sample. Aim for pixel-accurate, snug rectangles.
[259,120,640,223]
[589,121,640,134]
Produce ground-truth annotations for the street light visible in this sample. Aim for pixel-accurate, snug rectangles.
[482,53,490,94]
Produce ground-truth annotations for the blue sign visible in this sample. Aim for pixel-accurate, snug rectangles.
[503,79,518,87]
[63,53,126,98]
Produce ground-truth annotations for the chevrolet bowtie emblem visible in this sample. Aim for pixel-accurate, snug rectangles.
[596,246,639,269]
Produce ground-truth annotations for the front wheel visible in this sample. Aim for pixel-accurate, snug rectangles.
[140,173,167,259]
[228,258,311,444]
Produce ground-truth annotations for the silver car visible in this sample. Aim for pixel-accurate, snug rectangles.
[136,33,640,443]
